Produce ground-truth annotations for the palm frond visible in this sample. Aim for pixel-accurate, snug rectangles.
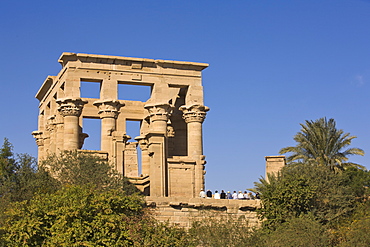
[280,118,365,170]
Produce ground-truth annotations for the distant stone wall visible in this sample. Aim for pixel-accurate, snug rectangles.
[146,197,261,228]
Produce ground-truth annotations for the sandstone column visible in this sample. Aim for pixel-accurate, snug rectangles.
[144,103,172,197]
[180,104,209,197]
[55,114,65,151]
[57,98,87,150]
[112,132,131,174]
[93,100,123,156]
[46,116,56,153]
[145,103,172,134]
[32,131,44,161]
[135,136,150,176]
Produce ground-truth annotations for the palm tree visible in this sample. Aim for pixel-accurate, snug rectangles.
[279,118,365,171]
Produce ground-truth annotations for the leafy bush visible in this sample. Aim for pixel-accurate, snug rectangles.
[189,214,260,247]
[40,150,140,195]
[264,216,330,247]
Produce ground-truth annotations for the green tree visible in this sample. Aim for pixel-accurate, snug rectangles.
[0,139,58,210]
[11,154,60,202]
[254,164,358,230]
[1,185,144,246]
[0,138,17,198]
[254,169,317,230]
[1,185,191,247]
[339,216,370,247]
[188,215,254,247]
[334,200,370,246]
[41,151,140,195]
[279,118,365,171]
[340,167,370,201]
[264,216,330,247]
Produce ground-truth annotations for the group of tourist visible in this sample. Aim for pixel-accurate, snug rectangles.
[199,189,260,200]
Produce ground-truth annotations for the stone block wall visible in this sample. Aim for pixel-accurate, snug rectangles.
[146,197,261,229]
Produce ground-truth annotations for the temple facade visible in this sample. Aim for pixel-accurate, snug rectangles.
[33,53,209,198]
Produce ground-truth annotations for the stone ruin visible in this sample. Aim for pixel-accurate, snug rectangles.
[32,52,210,198]
[32,52,287,227]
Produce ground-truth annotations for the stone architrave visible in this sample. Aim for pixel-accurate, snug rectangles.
[57,98,87,150]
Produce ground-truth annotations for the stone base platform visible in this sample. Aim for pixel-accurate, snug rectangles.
[145,197,261,228]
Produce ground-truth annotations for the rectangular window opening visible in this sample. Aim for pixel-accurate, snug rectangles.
[82,117,101,151]
[126,120,142,174]
[118,83,151,102]
[80,80,101,99]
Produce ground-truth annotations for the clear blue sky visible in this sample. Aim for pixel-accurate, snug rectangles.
[1,0,370,192]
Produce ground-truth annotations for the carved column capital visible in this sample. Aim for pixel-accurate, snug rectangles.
[144,103,173,122]
[32,131,44,146]
[93,99,124,119]
[179,104,209,123]
[57,98,87,117]
[112,131,131,143]
[135,136,149,150]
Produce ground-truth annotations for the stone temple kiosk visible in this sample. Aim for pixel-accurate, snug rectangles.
[33,52,209,198]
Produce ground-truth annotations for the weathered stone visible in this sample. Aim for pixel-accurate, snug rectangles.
[33,53,209,198]
[33,52,285,229]
[265,155,286,182]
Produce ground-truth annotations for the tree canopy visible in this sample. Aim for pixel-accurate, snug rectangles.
[279,118,365,171]
[254,164,362,230]
[1,185,190,247]
[1,126,369,247]
[255,118,369,243]
[40,150,140,195]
